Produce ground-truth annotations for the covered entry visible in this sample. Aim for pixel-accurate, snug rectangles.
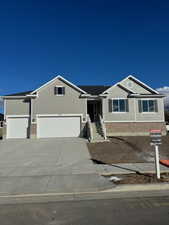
[87,100,102,122]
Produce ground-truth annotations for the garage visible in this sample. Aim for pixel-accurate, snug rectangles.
[37,115,81,138]
[6,116,30,139]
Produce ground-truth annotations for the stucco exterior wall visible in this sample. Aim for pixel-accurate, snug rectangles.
[103,85,165,123]
[135,98,164,121]
[5,99,30,116]
[120,78,151,94]
[32,78,87,122]
[103,86,135,121]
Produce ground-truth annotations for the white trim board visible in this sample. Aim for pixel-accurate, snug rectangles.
[36,113,83,117]
[6,115,30,118]
[102,82,135,95]
[36,114,82,138]
[102,75,159,95]
[31,75,86,94]
[123,75,159,94]
[104,120,165,123]
[36,114,83,122]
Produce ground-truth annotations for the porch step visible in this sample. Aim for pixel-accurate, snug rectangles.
[91,122,105,142]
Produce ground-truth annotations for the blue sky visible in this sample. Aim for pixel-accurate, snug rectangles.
[1,0,169,111]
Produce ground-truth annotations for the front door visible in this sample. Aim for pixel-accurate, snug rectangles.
[87,101,102,122]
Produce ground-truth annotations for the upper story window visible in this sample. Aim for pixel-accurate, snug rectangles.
[111,98,129,112]
[138,99,158,113]
[54,86,65,96]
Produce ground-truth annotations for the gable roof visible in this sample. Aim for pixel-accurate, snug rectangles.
[124,75,159,94]
[78,85,110,95]
[3,74,159,97]
[117,84,136,94]
[31,75,87,94]
[102,75,159,95]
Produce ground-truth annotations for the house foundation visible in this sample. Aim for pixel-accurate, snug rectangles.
[105,122,167,136]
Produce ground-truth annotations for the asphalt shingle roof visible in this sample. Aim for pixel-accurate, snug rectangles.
[5,91,33,96]
[78,85,110,95]
[5,86,111,96]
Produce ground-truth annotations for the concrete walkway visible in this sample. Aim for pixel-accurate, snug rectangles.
[0,138,112,195]
[95,163,169,175]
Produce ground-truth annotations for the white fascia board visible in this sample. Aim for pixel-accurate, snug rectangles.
[3,95,37,99]
[102,74,159,95]
[104,120,165,123]
[118,83,136,94]
[102,82,135,94]
[3,96,27,99]
[6,115,30,118]
[31,75,87,94]
[26,94,37,98]
[129,94,165,98]
[126,75,159,94]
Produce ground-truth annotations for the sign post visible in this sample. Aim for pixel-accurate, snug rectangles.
[150,129,162,179]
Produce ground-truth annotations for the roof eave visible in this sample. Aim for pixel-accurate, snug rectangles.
[31,75,87,94]
[129,94,165,98]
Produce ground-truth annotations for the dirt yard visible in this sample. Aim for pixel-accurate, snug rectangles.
[87,136,169,164]
[108,173,169,184]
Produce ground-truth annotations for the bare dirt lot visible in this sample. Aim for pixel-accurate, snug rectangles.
[108,173,169,184]
[87,136,169,164]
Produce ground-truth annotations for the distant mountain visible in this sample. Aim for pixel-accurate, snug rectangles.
[156,87,169,111]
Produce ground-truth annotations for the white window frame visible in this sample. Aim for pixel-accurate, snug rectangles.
[140,99,157,113]
[55,86,65,96]
[111,98,128,113]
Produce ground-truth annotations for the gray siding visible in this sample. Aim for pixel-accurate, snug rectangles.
[103,85,165,122]
[120,78,151,94]
[32,78,87,121]
[103,86,135,121]
[6,99,30,116]
[135,98,164,121]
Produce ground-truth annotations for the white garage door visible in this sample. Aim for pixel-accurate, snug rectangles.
[37,116,81,138]
[7,117,29,139]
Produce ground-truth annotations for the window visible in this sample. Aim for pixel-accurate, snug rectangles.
[54,86,65,95]
[139,99,158,113]
[111,99,128,112]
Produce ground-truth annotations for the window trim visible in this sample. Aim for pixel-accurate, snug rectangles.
[55,86,65,96]
[111,98,128,113]
[139,98,158,113]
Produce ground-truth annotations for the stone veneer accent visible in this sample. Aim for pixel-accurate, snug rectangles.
[105,122,167,136]
[2,124,6,139]
[30,123,37,139]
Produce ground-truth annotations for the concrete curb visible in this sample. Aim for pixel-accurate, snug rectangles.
[100,170,169,176]
[104,182,169,192]
[0,183,169,205]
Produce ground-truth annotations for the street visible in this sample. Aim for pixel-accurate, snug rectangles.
[0,194,169,225]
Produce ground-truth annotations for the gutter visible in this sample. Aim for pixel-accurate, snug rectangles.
[129,94,165,98]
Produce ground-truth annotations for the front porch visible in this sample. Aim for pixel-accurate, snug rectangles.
[87,100,103,122]
[86,99,107,142]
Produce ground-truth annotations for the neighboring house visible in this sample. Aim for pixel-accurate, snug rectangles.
[2,75,166,139]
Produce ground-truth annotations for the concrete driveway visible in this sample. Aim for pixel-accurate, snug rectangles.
[0,138,112,195]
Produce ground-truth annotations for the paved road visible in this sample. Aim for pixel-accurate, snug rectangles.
[0,194,169,225]
[0,138,112,194]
